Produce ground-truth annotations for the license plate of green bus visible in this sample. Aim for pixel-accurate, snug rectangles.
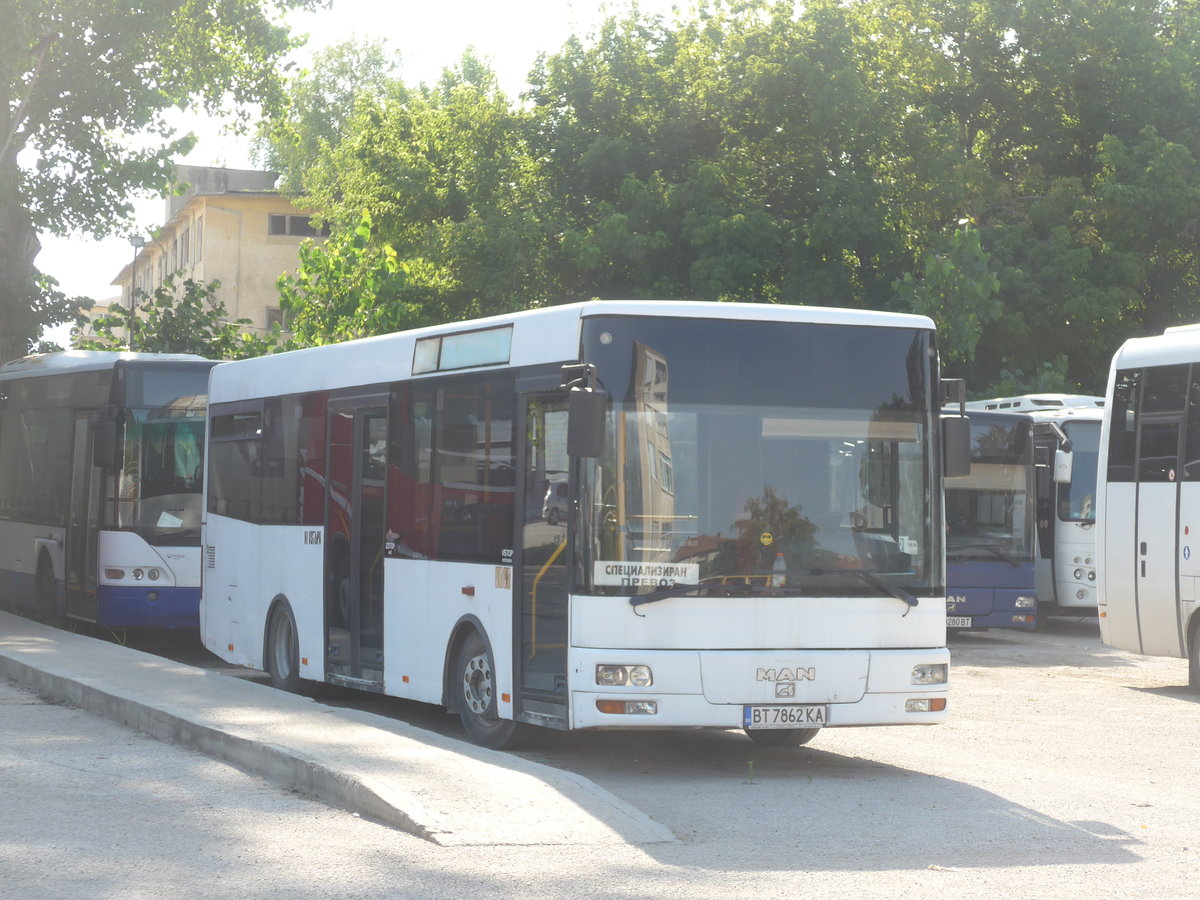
[743,705,827,729]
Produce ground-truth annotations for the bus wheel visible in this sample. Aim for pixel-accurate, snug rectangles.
[35,554,63,627]
[744,728,820,747]
[454,630,520,749]
[266,602,301,693]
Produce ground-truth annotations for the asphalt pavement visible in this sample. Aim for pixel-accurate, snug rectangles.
[0,610,673,848]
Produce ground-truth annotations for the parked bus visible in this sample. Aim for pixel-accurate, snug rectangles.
[944,410,1039,630]
[0,351,217,628]
[967,395,1104,622]
[1096,326,1200,687]
[201,301,968,747]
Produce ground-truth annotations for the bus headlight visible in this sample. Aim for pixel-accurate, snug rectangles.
[596,664,654,687]
[132,568,144,580]
[1015,596,1036,608]
[1087,571,1096,582]
[911,663,947,685]
[1074,568,1084,580]
[104,568,125,580]
[147,568,160,581]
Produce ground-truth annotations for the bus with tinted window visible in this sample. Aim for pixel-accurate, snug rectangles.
[1097,326,1200,687]
[0,351,216,628]
[201,301,968,748]
[944,410,1039,630]
[967,395,1104,622]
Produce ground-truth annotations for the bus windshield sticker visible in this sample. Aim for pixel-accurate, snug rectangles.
[594,561,699,588]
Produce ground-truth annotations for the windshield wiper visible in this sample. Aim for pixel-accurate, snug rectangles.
[628,583,707,609]
[841,568,918,608]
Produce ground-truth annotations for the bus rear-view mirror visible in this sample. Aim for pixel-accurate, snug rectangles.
[941,414,971,478]
[1054,448,1074,484]
[567,388,608,458]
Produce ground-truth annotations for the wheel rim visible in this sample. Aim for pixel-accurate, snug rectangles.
[273,613,295,679]
[462,651,494,717]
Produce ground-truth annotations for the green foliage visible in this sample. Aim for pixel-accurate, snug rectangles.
[2,0,323,362]
[277,214,431,345]
[75,276,278,360]
[894,226,1002,366]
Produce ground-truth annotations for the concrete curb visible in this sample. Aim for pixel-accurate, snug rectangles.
[0,611,675,846]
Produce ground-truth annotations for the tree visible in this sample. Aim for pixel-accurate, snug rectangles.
[75,276,278,360]
[1,0,324,363]
[254,39,401,195]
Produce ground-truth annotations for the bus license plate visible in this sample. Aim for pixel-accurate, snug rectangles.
[743,705,827,729]
[947,616,972,628]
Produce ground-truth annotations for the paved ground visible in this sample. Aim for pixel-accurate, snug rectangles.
[4,611,1200,898]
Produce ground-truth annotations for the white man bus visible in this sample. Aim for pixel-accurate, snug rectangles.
[200,301,968,748]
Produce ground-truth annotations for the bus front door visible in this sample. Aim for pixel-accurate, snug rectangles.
[324,399,388,690]
[515,395,570,729]
[1136,416,1185,657]
[66,412,101,621]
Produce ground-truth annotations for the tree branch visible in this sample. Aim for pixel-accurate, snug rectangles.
[0,31,60,162]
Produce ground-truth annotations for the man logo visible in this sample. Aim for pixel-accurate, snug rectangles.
[776,682,796,698]
[756,667,816,683]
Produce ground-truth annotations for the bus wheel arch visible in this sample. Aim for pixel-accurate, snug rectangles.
[264,596,301,693]
[444,618,521,750]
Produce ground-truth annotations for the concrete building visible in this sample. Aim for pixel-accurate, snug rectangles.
[107,165,326,340]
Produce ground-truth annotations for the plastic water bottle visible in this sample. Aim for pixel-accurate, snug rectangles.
[771,552,787,587]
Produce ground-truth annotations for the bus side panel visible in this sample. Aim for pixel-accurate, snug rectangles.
[202,514,263,668]
[1100,483,1140,653]
[383,558,514,720]
[1179,483,1200,655]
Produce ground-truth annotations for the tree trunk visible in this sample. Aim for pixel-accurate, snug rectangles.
[0,148,41,364]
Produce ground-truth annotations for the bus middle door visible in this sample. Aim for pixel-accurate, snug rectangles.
[514,393,570,729]
[324,398,389,690]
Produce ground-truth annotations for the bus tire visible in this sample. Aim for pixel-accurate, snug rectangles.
[266,602,301,693]
[453,629,521,750]
[744,727,820,747]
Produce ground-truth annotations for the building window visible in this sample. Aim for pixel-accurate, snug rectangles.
[195,216,203,262]
[180,228,190,267]
[269,214,330,237]
[265,307,291,331]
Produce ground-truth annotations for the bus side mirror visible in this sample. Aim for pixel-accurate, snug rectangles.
[567,388,608,458]
[1054,449,1073,484]
[92,406,121,469]
[941,415,971,478]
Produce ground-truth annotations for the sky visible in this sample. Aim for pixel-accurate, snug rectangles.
[37,0,686,342]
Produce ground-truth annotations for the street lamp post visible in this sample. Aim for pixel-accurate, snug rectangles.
[129,235,145,350]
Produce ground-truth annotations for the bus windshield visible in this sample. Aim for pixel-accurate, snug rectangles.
[1059,420,1099,523]
[578,316,940,598]
[114,365,211,544]
[945,417,1035,563]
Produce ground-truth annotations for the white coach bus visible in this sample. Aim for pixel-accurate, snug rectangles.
[1097,326,1200,687]
[966,394,1104,622]
[201,301,968,747]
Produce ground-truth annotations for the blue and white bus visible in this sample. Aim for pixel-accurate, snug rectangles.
[944,410,1039,630]
[201,300,969,748]
[967,395,1104,621]
[0,351,216,628]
